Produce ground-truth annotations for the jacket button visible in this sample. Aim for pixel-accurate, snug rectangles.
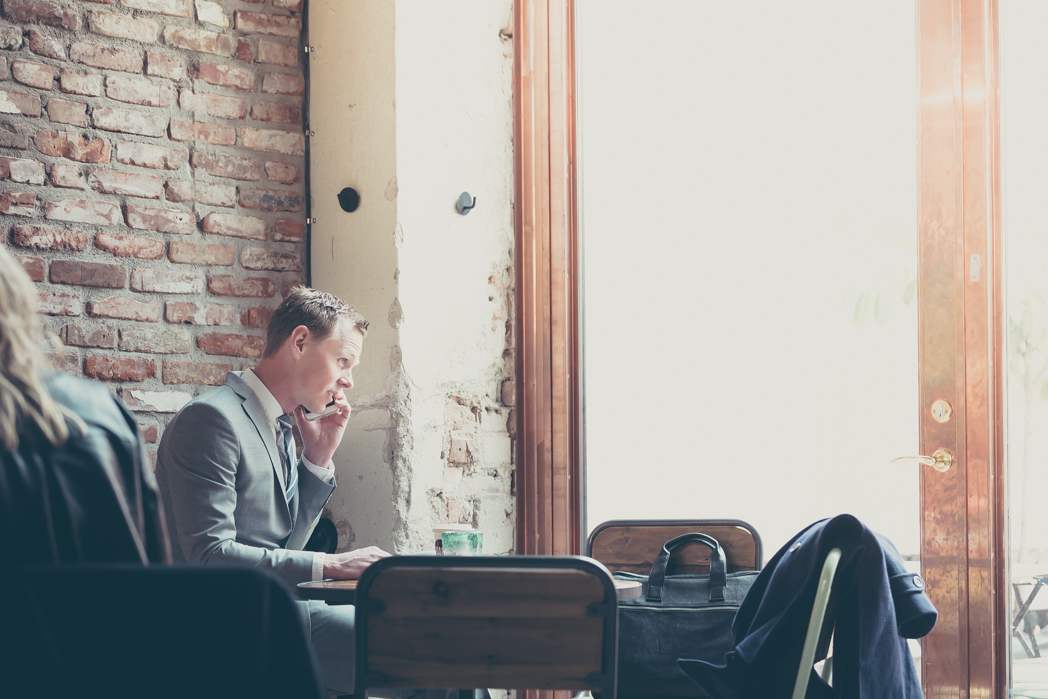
[913,574,924,589]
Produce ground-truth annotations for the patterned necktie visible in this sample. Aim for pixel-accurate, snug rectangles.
[277,414,298,503]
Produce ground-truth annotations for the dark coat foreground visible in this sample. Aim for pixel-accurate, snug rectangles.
[679,514,936,698]
[0,371,170,567]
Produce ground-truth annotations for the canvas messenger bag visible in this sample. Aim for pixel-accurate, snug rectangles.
[613,532,759,696]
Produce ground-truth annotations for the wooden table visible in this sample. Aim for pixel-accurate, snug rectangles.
[297,577,643,605]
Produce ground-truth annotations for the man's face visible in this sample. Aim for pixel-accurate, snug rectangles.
[295,318,364,413]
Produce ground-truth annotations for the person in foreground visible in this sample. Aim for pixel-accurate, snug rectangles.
[0,246,169,567]
[156,287,388,694]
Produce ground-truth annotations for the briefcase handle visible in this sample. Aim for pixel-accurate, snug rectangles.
[647,532,727,603]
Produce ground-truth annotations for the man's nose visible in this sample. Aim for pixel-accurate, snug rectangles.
[337,373,352,389]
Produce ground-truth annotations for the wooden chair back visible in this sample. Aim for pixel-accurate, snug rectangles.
[354,555,618,698]
[587,519,762,576]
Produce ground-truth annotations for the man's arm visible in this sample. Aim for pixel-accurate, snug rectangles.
[159,401,315,587]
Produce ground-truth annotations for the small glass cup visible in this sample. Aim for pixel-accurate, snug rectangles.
[441,530,483,556]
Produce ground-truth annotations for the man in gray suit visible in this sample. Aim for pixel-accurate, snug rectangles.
[156,287,386,694]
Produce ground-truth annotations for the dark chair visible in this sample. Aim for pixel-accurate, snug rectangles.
[0,564,327,699]
[353,555,619,698]
[587,519,762,577]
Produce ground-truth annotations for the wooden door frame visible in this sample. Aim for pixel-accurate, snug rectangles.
[513,0,582,558]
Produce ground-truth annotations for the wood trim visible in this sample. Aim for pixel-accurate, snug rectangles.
[513,0,581,562]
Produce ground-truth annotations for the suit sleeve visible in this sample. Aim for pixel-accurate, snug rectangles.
[159,401,315,586]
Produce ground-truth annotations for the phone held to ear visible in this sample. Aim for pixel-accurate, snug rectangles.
[302,400,339,421]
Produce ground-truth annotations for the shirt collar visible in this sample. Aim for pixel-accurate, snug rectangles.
[242,369,286,426]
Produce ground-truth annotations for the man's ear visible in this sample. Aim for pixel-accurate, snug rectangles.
[289,325,310,356]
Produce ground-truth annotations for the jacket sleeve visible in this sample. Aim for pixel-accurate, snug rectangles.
[158,401,315,586]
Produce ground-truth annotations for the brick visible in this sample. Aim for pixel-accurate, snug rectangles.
[240,247,300,272]
[0,22,21,49]
[119,326,190,353]
[89,169,164,198]
[130,267,203,293]
[240,306,273,329]
[50,260,126,288]
[177,89,246,120]
[27,29,63,59]
[0,123,28,149]
[264,162,300,184]
[163,26,234,57]
[191,152,259,181]
[93,107,168,138]
[84,355,156,381]
[242,128,304,156]
[501,378,515,406]
[165,179,235,207]
[38,290,81,316]
[235,11,301,38]
[34,130,111,163]
[168,119,235,146]
[250,101,300,125]
[121,389,191,413]
[16,254,45,281]
[0,89,40,117]
[47,98,89,127]
[96,231,164,259]
[257,40,297,66]
[50,163,86,189]
[60,323,116,349]
[162,359,231,385]
[116,141,187,170]
[138,420,158,442]
[273,219,303,242]
[194,0,228,28]
[168,239,233,265]
[0,156,44,184]
[87,295,161,321]
[45,198,121,226]
[261,72,304,97]
[119,0,190,18]
[0,192,35,216]
[208,274,274,298]
[11,225,89,251]
[70,42,144,74]
[89,11,158,43]
[234,38,252,63]
[280,280,303,299]
[126,205,195,235]
[2,0,79,30]
[47,352,79,375]
[238,188,301,212]
[196,61,254,91]
[201,212,265,240]
[11,60,53,89]
[273,0,302,10]
[60,69,103,97]
[146,52,183,81]
[105,76,174,107]
[197,332,264,358]
[165,301,233,325]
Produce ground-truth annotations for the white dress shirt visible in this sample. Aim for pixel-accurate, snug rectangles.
[242,369,330,580]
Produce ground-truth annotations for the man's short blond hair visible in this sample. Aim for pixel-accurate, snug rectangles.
[263,287,368,358]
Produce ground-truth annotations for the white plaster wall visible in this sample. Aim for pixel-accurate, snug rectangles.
[309,0,516,554]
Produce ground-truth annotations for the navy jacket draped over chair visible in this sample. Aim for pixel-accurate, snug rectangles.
[678,514,937,699]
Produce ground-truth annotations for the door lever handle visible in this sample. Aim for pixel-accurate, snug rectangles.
[892,448,953,472]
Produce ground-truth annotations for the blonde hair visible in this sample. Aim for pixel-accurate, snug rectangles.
[0,247,72,449]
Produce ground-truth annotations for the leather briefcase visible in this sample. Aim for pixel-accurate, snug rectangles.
[614,532,759,697]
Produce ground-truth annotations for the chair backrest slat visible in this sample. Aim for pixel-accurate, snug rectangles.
[587,519,762,575]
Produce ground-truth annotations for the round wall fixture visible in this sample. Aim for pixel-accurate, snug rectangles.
[337,187,360,212]
[456,192,477,215]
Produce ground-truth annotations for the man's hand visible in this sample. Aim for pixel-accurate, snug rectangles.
[322,545,391,580]
[294,390,351,466]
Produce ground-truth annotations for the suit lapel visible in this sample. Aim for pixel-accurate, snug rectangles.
[224,372,290,514]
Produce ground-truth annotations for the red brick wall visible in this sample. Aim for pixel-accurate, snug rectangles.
[0,0,307,461]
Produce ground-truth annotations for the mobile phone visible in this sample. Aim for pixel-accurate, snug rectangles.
[302,400,339,421]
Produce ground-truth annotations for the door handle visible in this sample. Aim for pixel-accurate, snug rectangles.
[892,448,953,472]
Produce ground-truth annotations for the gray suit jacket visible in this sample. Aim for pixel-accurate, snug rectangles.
[155,371,336,586]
